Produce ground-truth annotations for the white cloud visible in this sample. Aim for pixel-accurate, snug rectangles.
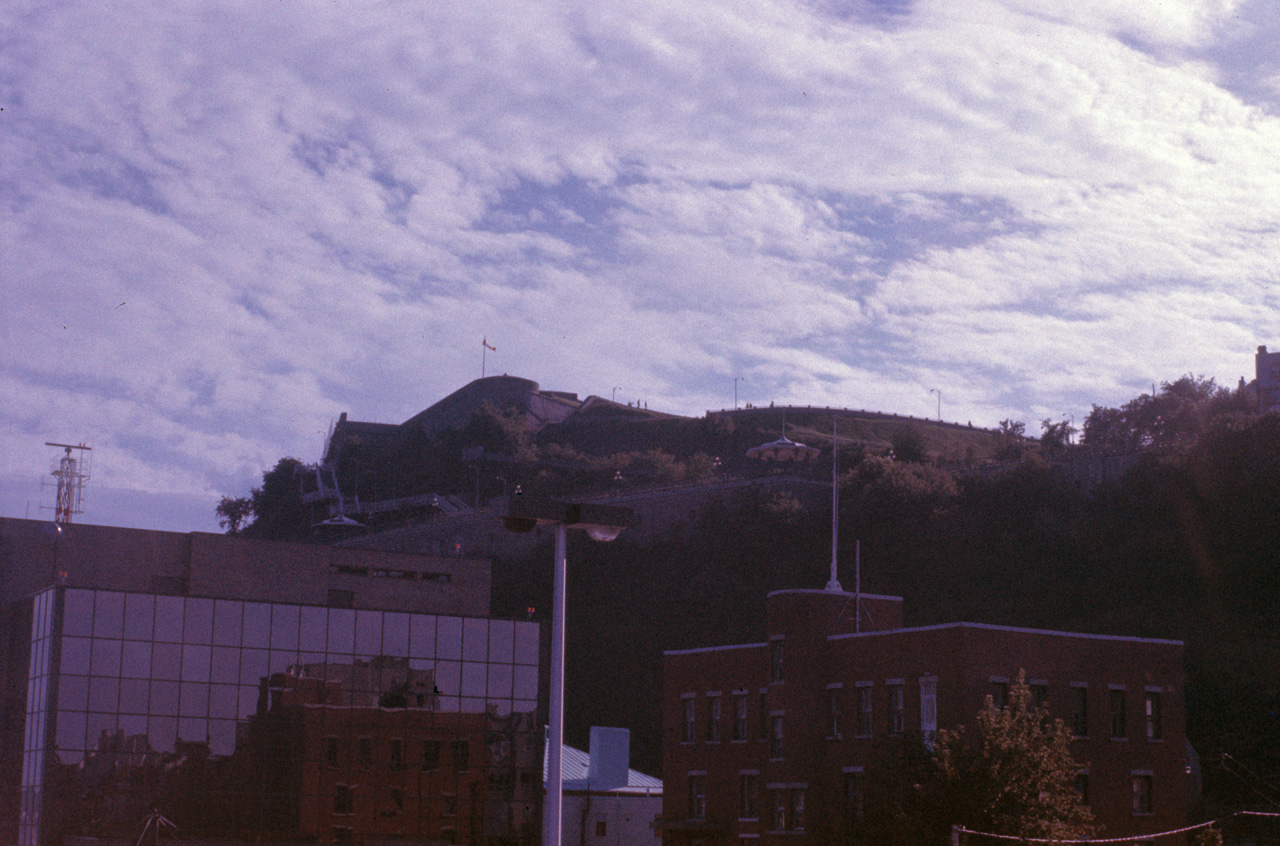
[2,0,1279,530]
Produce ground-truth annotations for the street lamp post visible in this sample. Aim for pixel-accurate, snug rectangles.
[503,498,633,846]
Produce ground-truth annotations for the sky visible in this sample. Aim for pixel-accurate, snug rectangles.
[3,0,1280,534]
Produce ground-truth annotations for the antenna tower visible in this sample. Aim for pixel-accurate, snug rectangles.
[44,442,92,523]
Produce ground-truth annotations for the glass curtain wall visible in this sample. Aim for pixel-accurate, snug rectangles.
[23,587,543,845]
[18,587,55,846]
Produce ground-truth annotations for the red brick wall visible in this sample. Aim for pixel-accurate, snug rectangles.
[663,591,1186,844]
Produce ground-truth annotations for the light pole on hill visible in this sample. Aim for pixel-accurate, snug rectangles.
[504,497,633,846]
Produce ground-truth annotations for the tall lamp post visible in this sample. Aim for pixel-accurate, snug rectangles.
[504,498,634,846]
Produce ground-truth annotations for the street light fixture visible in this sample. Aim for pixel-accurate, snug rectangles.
[503,497,634,846]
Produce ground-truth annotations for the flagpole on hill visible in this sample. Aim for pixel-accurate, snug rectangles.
[482,337,496,377]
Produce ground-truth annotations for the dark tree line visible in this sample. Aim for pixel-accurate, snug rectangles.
[220,378,1280,816]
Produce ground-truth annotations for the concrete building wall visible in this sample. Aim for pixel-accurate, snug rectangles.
[0,518,490,616]
[563,792,662,846]
[1257,345,1280,412]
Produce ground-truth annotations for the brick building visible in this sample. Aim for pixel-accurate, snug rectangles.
[662,587,1186,844]
[0,517,545,846]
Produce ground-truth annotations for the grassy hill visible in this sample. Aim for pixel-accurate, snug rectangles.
[490,412,1280,816]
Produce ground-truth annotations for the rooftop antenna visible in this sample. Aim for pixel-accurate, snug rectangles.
[43,442,91,523]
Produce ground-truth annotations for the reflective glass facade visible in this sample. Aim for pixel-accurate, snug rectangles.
[19,588,55,846]
[22,587,543,845]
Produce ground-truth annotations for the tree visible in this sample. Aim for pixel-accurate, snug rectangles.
[995,420,1027,460]
[1082,375,1250,452]
[215,496,253,534]
[933,672,1095,843]
[1039,418,1076,455]
[241,457,311,540]
[890,425,929,463]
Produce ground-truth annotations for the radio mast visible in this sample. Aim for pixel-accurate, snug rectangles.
[44,442,92,523]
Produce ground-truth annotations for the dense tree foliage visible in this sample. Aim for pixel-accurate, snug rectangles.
[932,673,1095,842]
[223,380,1280,816]
[840,675,1093,845]
[510,405,1280,809]
[1082,376,1252,451]
[215,496,253,534]
[238,458,310,541]
[1039,417,1076,454]
[994,419,1028,460]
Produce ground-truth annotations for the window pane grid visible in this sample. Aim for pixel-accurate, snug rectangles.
[24,588,542,846]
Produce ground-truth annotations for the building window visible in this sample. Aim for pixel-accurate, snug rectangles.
[759,692,769,740]
[389,738,404,771]
[334,784,354,815]
[1110,688,1128,739]
[991,680,1009,710]
[707,696,721,742]
[422,739,441,770]
[771,788,805,831]
[1031,682,1048,712]
[741,773,759,818]
[1132,774,1153,814]
[770,640,784,682]
[442,794,458,816]
[326,736,340,768]
[689,776,706,819]
[1071,686,1088,737]
[829,688,842,738]
[920,678,937,747]
[770,716,784,759]
[1075,772,1090,806]
[451,740,470,770]
[389,788,405,815]
[1146,691,1162,740]
[358,737,374,769]
[733,693,748,741]
[845,771,865,820]
[684,697,696,743]
[888,684,904,734]
[596,820,607,837]
[857,686,873,737]
[334,827,353,843]
[772,789,788,830]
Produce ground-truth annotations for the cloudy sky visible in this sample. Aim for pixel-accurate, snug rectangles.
[3,0,1279,533]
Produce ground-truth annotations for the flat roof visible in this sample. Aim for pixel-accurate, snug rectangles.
[664,641,767,657]
[766,588,903,601]
[665,621,1182,658]
[829,620,1182,646]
